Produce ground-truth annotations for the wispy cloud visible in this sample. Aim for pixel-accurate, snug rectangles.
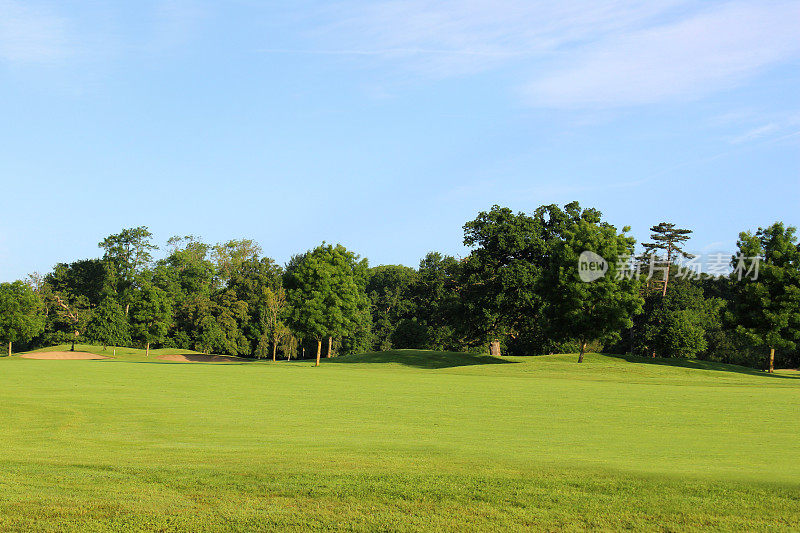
[525,2,800,107]
[729,124,781,145]
[307,0,800,108]
[712,109,800,145]
[255,47,520,58]
[0,0,70,62]
[314,0,688,77]
[0,0,207,68]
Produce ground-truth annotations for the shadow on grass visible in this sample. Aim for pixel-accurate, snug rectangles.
[328,349,515,369]
[608,353,800,380]
[94,352,259,365]
[158,354,253,363]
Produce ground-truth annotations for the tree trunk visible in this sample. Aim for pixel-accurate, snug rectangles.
[146,342,150,357]
[315,340,321,367]
[629,326,635,355]
[7,341,11,357]
[768,347,775,373]
[327,336,333,358]
[577,341,586,363]
[656,258,667,356]
[272,341,277,362]
[125,303,130,316]
[489,340,501,357]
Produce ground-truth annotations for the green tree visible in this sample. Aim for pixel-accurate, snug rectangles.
[0,281,45,356]
[636,277,722,358]
[99,227,158,314]
[261,286,287,361]
[212,239,263,285]
[366,265,418,351]
[461,206,546,355]
[730,222,800,372]
[45,259,112,307]
[227,256,283,355]
[165,236,217,295]
[213,288,251,356]
[130,274,173,356]
[159,238,252,356]
[46,289,92,351]
[196,314,226,355]
[404,252,463,351]
[86,297,130,351]
[286,244,371,366]
[538,202,643,363]
[641,222,694,296]
[280,330,298,361]
[42,260,110,349]
[161,236,217,351]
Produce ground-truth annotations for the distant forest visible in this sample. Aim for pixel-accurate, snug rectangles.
[1,201,798,370]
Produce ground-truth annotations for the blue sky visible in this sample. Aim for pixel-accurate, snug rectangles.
[1,0,798,281]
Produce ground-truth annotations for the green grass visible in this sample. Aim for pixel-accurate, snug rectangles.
[1,348,799,531]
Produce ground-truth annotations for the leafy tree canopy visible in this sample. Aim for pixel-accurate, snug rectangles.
[86,297,130,349]
[0,281,45,355]
[730,222,800,371]
[536,202,643,362]
[286,243,372,362]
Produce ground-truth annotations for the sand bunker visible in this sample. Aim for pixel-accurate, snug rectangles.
[21,351,108,360]
[157,353,249,363]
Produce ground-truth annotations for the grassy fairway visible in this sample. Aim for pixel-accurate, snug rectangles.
[1,349,799,531]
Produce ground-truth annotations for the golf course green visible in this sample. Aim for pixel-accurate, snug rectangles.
[1,346,798,531]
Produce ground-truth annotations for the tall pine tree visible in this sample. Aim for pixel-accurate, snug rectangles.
[642,222,694,296]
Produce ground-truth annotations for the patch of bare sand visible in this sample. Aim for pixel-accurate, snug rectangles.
[157,353,250,363]
[20,351,108,360]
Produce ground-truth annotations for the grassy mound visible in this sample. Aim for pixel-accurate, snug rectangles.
[330,349,512,368]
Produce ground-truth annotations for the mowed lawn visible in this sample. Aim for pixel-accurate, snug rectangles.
[1,348,799,531]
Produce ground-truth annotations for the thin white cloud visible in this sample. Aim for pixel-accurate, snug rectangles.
[256,47,519,58]
[711,109,800,144]
[311,1,800,107]
[524,1,800,107]
[729,124,780,145]
[0,1,207,68]
[0,0,70,62]
[316,0,689,76]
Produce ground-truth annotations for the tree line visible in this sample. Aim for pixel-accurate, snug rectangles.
[1,201,797,370]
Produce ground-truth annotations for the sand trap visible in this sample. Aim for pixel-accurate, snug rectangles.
[157,353,250,363]
[21,351,108,360]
